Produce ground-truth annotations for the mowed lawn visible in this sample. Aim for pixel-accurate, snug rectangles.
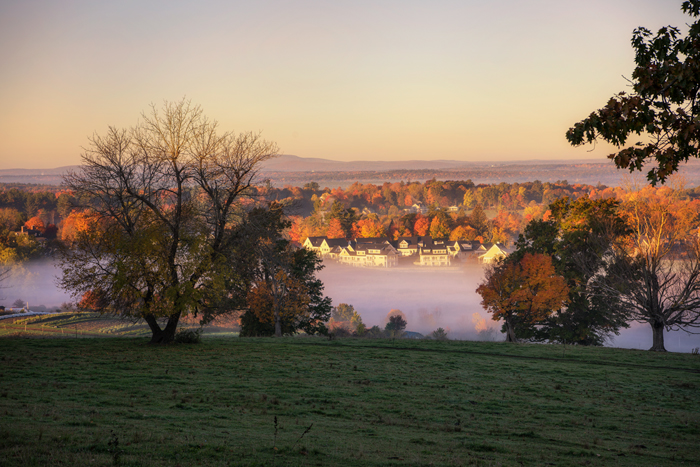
[0,338,699,466]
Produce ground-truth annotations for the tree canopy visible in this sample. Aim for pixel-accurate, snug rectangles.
[589,186,700,351]
[239,206,331,337]
[507,198,630,345]
[566,0,700,185]
[59,99,279,343]
[476,253,569,342]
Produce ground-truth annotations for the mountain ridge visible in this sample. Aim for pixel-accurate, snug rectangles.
[3,155,700,188]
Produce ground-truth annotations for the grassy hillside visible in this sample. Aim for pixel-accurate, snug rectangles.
[1,337,699,466]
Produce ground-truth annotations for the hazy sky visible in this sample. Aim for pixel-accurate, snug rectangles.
[0,0,691,169]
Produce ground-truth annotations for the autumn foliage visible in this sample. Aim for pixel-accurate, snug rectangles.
[352,218,386,238]
[60,211,99,242]
[24,216,45,232]
[326,218,346,239]
[476,253,569,342]
[247,270,311,329]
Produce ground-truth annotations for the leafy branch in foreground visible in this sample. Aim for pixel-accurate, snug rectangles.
[567,0,700,185]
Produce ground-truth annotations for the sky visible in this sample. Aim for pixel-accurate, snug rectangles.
[0,0,693,169]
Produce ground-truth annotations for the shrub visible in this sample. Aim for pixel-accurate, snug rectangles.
[385,315,407,339]
[331,326,352,338]
[174,328,202,344]
[431,327,448,341]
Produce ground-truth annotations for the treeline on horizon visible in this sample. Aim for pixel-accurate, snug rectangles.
[3,178,700,265]
[263,162,629,185]
[274,179,700,246]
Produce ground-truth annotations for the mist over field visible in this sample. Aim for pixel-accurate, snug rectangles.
[1,261,71,309]
[317,261,700,353]
[317,262,497,341]
[2,260,699,352]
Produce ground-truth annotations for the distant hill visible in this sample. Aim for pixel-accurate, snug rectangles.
[261,156,700,188]
[260,155,485,172]
[260,154,612,173]
[0,166,80,186]
[4,156,700,188]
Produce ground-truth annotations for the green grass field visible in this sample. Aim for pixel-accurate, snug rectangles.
[0,312,239,339]
[1,337,699,466]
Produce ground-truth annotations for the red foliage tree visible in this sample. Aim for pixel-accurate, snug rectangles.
[78,289,109,312]
[413,217,430,236]
[44,223,58,239]
[476,253,569,342]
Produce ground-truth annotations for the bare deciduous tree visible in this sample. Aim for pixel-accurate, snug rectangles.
[590,188,700,351]
[60,99,278,343]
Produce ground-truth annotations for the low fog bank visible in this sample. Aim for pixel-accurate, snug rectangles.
[317,262,700,352]
[607,323,700,353]
[2,259,698,352]
[1,260,72,310]
[317,262,500,341]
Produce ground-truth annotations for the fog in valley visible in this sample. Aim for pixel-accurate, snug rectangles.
[2,260,699,352]
[318,262,498,341]
[1,261,71,310]
[317,261,700,353]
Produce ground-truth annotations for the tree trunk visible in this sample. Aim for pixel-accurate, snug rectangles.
[649,320,666,352]
[504,319,517,343]
[145,312,182,344]
[274,315,282,337]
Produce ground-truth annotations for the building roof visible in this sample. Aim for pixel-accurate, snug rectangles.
[323,238,349,248]
[355,243,397,254]
[478,243,513,259]
[354,237,391,244]
[305,236,327,247]
[395,236,420,245]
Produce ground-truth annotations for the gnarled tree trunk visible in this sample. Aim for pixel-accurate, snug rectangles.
[649,320,666,352]
[145,312,182,344]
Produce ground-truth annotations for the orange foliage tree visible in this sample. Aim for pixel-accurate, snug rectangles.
[60,211,99,243]
[24,216,45,232]
[413,216,430,236]
[352,218,386,238]
[476,253,569,342]
[449,225,477,241]
[326,218,346,239]
[492,209,522,238]
[429,214,451,239]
